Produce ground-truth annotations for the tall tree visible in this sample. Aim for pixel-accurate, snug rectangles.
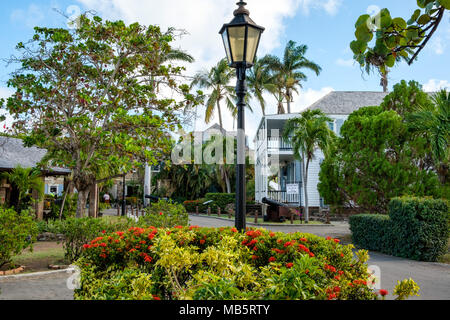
[2,15,199,217]
[246,57,276,116]
[283,110,335,223]
[262,41,321,114]
[318,95,441,214]
[191,58,236,129]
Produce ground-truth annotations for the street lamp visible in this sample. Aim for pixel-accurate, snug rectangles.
[220,1,264,232]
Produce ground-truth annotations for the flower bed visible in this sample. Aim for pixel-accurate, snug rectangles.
[74,226,418,300]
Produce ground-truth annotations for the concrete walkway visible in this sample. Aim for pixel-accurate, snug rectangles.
[0,271,74,300]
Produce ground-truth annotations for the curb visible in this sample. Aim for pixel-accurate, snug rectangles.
[0,267,74,280]
[189,214,335,227]
[0,266,25,276]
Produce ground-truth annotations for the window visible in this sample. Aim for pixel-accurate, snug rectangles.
[336,119,344,136]
[49,186,58,194]
[328,121,335,132]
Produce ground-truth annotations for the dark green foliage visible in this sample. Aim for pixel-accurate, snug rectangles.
[205,193,236,213]
[44,217,137,262]
[350,197,449,261]
[0,208,38,268]
[388,197,449,261]
[139,200,188,228]
[318,81,441,213]
[349,214,392,252]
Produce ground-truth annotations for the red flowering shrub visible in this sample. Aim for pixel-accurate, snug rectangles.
[75,226,404,300]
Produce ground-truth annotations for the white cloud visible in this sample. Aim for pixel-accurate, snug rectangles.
[298,0,342,16]
[336,58,355,67]
[291,87,334,112]
[10,4,45,28]
[423,79,450,92]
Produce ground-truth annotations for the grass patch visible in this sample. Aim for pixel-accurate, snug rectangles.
[11,242,66,272]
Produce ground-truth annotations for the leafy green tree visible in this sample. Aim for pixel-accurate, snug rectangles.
[2,15,199,217]
[283,110,335,223]
[318,105,440,214]
[351,1,449,91]
[1,165,44,211]
[262,41,321,114]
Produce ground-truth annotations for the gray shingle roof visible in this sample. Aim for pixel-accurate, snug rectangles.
[306,91,389,115]
[0,136,70,174]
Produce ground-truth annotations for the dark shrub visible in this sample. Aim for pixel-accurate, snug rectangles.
[349,214,391,252]
[350,197,449,261]
[0,208,38,268]
[389,197,449,261]
[205,193,235,212]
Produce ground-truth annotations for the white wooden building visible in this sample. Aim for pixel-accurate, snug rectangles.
[254,91,388,208]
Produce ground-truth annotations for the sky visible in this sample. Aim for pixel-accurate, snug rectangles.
[1,0,449,144]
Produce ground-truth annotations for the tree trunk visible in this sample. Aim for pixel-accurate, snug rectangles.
[278,101,285,114]
[302,154,309,224]
[217,100,223,129]
[286,90,291,114]
[88,183,98,218]
[224,167,231,194]
[76,189,89,218]
[380,71,389,92]
[59,184,69,220]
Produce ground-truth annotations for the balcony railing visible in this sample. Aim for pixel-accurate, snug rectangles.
[267,137,292,150]
[267,190,301,204]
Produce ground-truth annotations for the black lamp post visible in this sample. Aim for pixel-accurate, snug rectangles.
[220,1,264,232]
[121,173,126,217]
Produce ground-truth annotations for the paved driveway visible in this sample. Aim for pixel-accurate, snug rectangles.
[0,272,74,300]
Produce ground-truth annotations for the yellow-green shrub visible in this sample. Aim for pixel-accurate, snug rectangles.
[74,226,419,300]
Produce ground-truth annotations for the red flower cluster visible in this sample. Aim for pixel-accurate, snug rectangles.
[324,264,337,273]
[379,289,388,296]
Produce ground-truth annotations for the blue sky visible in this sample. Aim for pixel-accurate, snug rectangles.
[1,0,449,137]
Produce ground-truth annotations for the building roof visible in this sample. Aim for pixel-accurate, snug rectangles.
[203,123,237,136]
[0,136,70,175]
[306,91,389,115]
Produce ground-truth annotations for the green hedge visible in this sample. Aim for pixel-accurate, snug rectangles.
[350,197,449,261]
[349,214,392,252]
[205,193,235,213]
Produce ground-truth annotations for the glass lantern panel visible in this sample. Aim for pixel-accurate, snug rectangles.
[246,26,261,63]
[221,29,232,64]
[228,26,246,63]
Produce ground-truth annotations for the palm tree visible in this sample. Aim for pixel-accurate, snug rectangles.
[283,110,336,223]
[262,41,321,114]
[407,89,449,183]
[1,165,44,211]
[191,58,237,129]
[247,57,277,116]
